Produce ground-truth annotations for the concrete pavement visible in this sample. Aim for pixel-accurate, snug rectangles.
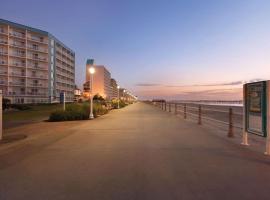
[1,102,270,200]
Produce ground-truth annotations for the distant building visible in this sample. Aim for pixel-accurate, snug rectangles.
[84,59,112,100]
[74,86,82,102]
[110,78,118,99]
[0,19,75,104]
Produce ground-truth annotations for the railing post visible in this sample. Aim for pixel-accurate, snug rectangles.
[184,104,187,119]
[198,105,202,125]
[175,103,177,114]
[165,102,167,111]
[169,103,171,112]
[228,108,234,137]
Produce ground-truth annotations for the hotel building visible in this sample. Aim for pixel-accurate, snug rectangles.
[84,59,112,100]
[0,19,75,104]
[110,78,118,99]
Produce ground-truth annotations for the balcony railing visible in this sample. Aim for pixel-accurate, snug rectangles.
[0,80,6,85]
[27,92,47,96]
[10,63,26,67]
[28,56,48,62]
[0,40,8,45]
[10,53,26,58]
[9,32,25,39]
[10,43,26,48]
[27,65,48,70]
[27,74,47,79]
[27,37,47,44]
[27,46,48,53]
[0,60,8,65]
[0,51,8,55]
[9,82,25,86]
[28,83,45,87]
[0,29,8,35]
[8,92,26,95]
[10,72,25,77]
[0,71,7,75]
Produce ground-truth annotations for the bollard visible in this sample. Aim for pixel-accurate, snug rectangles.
[169,103,171,112]
[228,108,234,137]
[184,104,187,119]
[175,103,177,114]
[198,105,202,125]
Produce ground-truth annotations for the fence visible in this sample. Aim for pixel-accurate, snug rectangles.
[153,101,243,138]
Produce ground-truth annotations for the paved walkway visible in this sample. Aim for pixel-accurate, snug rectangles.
[1,102,270,200]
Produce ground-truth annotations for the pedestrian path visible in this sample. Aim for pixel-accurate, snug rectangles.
[0,102,270,200]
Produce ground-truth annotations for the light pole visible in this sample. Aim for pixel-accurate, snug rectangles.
[89,67,95,119]
[117,85,120,109]
[123,90,126,103]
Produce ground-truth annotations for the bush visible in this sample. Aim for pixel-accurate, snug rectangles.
[111,99,127,109]
[11,104,31,110]
[49,103,108,122]
[3,98,11,110]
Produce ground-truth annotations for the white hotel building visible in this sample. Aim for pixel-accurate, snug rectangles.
[0,19,75,104]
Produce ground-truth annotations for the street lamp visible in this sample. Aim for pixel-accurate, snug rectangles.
[117,85,120,109]
[123,89,126,102]
[89,67,95,119]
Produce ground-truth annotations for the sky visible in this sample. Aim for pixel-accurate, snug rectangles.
[1,0,270,100]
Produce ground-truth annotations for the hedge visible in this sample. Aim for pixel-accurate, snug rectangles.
[49,103,108,122]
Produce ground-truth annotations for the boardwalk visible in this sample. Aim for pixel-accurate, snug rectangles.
[1,102,270,200]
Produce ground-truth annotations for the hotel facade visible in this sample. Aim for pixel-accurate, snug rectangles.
[84,59,112,99]
[0,19,75,104]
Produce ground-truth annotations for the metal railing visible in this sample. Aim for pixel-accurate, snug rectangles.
[153,101,243,138]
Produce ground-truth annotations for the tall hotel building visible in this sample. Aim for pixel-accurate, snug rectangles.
[0,19,75,104]
[84,59,112,100]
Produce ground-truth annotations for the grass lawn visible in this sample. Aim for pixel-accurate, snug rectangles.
[3,104,64,123]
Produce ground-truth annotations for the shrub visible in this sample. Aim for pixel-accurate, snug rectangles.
[3,98,11,110]
[49,103,108,122]
[11,104,31,110]
[111,99,127,109]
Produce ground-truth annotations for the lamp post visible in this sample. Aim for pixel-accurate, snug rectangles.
[123,89,126,103]
[117,85,120,109]
[89,67,95,119]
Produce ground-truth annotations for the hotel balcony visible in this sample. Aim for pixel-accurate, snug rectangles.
[0,80,7,85]
[9,52,26,58]
[9,61,26,67]
[0,51,8,56]
[0,29,8,35]
[9,81,25,86]
[27,56,48,62]
[0,60,8,65]
[0,71,8,76]
[27,74,48,79]
[9,72,26,77]
[9,31,26,39]
[27,83,46,88]
[27,63,48,71]
[0,40,8,45]
[27,36,48,45]
[26,92,47,96]
[10,42,26,49]
[27,46,48,53]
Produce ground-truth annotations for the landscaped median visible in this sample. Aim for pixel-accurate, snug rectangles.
[48,99,129,122]
[49,102,108,122]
